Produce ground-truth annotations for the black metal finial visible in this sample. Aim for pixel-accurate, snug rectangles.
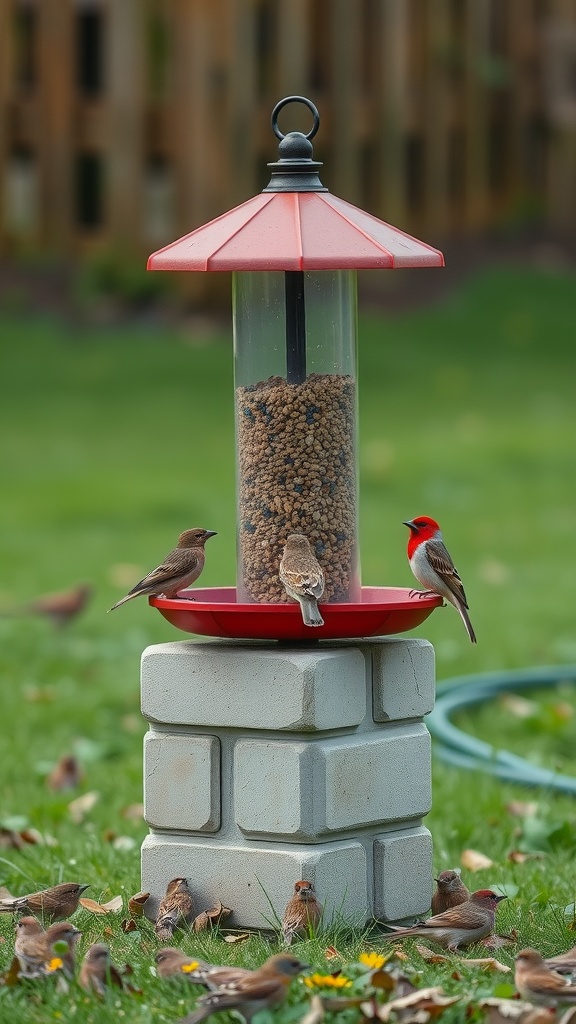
[263,96,327,193]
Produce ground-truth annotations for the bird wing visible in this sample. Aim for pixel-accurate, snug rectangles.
[279,567,325,599]
[425,540,470,608]
[127,548,201,597]
[205,976,282,1004]
[424,903,478,928]
[527,971,572,994]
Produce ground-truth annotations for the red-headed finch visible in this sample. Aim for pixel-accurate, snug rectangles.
[279,534,325,627]
[179,953,309,1024]
[0,882,90,922]
[382,889,506,951]
[79,942,123,996]
[46,754,84,793]
[155,948,252,989]
[515,948,576,1006]
[15,918,81,978]
[109,528,217,611]
[155,877,195,942]
[281,881,322,944]
[431,870,470,916]
[404,516,476,643]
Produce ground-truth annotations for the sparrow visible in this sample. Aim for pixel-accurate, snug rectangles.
[404,516,477,643]
[279,534,325,627]
[0,882,90,922]
[431,870,470,916]
[515,948,576,1006]
[14,918,81,978]
[545,946,576,976]
[155,948,252,989]
[179,953,309,1024]
[382,889,506,951]
[281,881,322,944]
[79,942,123,996]
[109,528,217,611]
[1,584,92,627]
[46,754,84,792]
[155,877,195,942]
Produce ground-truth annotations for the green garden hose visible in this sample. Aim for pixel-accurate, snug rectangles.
[427,665,576,793]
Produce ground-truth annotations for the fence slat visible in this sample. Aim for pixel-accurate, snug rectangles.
[37,0,74,248]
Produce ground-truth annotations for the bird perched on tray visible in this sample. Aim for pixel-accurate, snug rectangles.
[431,870,470,916]
[281,881,322,944]
[178,953,309,1024]
[109,528,217,611]
[155,877,195,942]
[382,889,505,951]
[515,948,576,1006]
[404,516,476,643]
[279,534,325,627]
[0,882,90,923]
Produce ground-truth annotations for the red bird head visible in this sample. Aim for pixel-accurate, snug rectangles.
[403,516,441,556]
[470,889,507,908]
[293,880,315,901]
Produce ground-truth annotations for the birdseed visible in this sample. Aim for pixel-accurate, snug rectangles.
[236,373,358,603]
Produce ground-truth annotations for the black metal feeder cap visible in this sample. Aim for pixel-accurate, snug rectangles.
[263,95,328,193]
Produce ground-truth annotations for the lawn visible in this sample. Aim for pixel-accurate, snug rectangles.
[1,265,576,1021]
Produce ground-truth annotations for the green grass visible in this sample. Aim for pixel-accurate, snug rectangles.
[1,266,576,1021]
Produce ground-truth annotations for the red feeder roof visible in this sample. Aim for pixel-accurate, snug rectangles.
[147,190,444,273]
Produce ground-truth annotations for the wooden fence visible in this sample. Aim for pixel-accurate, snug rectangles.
[1,0,576,274]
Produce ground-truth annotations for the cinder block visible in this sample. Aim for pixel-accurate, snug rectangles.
[371,639,435,722]
[141,641,366,732]
[373,826,433,921]
[141,832,369,929]
[234,724,431,838]
[144,731,220,832]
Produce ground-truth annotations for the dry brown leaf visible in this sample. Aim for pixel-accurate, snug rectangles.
[371,970,395,992]
[507,850,544,864]
[461,848,494,872]
[482,931,518,949]
[193,901,232,932]
[479,999,553,1023]
[223,932,250,943]
[462,957,510,973]
[128,891,150,918]
[79,895,122,914]
[300,994,325,1024]
[1,955,22,987]
[101,895,123,913]
[68,790,99,823]
[103,926,115,937]
[505,801,538,818]
[121,919,138,933]
[415,944,449,964]
[121,803,144,821]
[324,945,343,960]
[371,986,459,1022]
[391,949,410,962]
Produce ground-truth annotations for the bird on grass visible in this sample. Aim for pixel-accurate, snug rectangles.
[382,889,505,951]
[0,882,90,923]
[279,534,325,627]
[431,870,470,916]
[14,917,81,978]
[404,516,476,643]
[109,529,217,611]
[0,584,92,628]
[281,881,322,945]
[515,948,576,1006]
[79,942,123,997]
[155,948,252,989]
[155,877,195,942]
[178,953,309,1024]
[545,945,576,976]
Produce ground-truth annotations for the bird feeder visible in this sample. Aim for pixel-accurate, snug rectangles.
[147,96,443,640]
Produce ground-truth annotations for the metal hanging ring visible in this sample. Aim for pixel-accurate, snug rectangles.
[271,96,320,141]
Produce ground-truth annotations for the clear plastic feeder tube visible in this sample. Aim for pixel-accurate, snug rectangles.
[234,269,360,604]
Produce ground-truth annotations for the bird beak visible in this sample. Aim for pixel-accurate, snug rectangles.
[403,520,417,532]
[204,531,218,539]
[79,884,91,894]
[433,877,439,883]
[495,895,507,902]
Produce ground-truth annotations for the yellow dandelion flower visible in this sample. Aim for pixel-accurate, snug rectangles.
[45,957,64,973]
[304,973,351,989]
[359,952,387,970]
[180,961,200,973]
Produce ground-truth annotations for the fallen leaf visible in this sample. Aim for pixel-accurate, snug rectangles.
[507,851,531,864]
[128,891,150,918]
[121,919,138,933]
[479,998,553,1023]
[463,958,511,973]
[371,970,395,992]
[461,848,494,872]
[121,803,144,821]
[390,948,410,962]
[193,901,232,932]
[325,945,342,960]
[506,801,539,818]
[482,931,518,949]
[371,986,459,1021]
[101,895,123,912]
[79,895,122,914]
[415,944,449,964]
[68,790,99,823]
[223,932,250,943]
[1,955,22,987]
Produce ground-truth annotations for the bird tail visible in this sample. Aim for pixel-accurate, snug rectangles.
[108,592,138,612]
[300,597,324,627]
[455,602,477,643]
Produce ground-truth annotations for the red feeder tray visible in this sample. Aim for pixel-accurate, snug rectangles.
[150,586,442,642]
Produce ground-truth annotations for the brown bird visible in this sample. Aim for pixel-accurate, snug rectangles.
[46,754,84,793]
[431,870,470,915]
[0,882,90,922]
[79,942,123,997]
[179,953,309,1024]
[14,917,81,978]
[279,534,325,627]
[515,948,576,1006]
[2,584,92,628]
[382,889,506,951]
[545,946,576,976]
[155,947,252,989]
[109,528,217,611]
[155,877,195,942]
[281,881,322,944]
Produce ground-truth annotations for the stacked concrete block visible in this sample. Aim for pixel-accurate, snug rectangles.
[141,637,435,929]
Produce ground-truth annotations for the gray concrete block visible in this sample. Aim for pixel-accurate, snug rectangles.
[141,832,369,929]
[144,731,220,832]
[234,724,431,838]
[141,641,366,731]
[373,826,433,921]
[371,639,435,721]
